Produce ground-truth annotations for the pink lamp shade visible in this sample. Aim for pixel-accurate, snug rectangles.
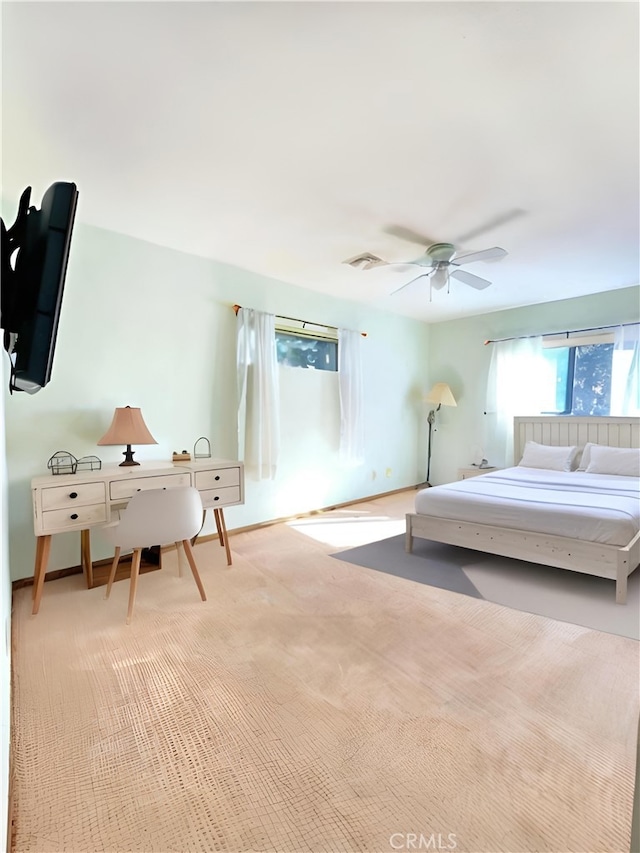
[97,406,157,467]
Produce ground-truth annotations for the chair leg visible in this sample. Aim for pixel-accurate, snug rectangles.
[105,547,121,599]
[175,541,184,577]
[126,549,143,625]
[181,539,207,602]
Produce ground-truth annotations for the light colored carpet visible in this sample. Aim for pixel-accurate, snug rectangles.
[11,524,640,853]
[332,535,640,640]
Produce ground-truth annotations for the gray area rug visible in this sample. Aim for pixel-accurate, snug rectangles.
[332,535,640,640]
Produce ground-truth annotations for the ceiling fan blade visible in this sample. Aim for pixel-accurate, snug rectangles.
[452,247,507,265]
[450,269,492,290]
[343,252,389,270]
[390,272,430,295]
[383,224,439,247]
[405,256,435,269]
[388,261,431,272]
[454,209,526,244]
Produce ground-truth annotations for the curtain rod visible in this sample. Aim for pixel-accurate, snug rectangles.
[483,321,637,346]
[232,304,367,337]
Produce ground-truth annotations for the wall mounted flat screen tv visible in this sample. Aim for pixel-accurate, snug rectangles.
[1,181,79,393]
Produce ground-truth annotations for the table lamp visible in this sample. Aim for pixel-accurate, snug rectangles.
[97,406,157,466]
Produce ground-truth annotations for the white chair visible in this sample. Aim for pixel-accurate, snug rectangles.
[103,486,206,624]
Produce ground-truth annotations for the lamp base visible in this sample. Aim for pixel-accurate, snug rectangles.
[119,445,140,467]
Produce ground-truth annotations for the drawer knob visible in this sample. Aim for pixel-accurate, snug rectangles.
[214,496,220,501]
[215,475,220,481]
[70,513,79,520]
[69,492,78,499]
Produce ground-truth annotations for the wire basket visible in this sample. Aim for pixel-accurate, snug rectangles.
[193,437,211,459]
[76,455,102,472]
[47,451,78,476]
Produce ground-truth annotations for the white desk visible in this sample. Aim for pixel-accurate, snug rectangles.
[30,458,244,614]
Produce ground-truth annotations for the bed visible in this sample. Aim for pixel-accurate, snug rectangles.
[406,416,640,604]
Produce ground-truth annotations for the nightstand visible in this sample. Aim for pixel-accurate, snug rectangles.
[458,466,498,480]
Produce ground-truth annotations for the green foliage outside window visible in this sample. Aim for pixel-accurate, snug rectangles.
[275,331,338,371]
[542,343,614,415]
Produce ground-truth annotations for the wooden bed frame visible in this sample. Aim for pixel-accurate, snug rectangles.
[406,416,640,604]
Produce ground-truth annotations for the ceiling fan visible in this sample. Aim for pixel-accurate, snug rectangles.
[343,240,508,296]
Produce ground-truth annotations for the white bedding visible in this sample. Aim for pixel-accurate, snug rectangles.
[414,467,640,547]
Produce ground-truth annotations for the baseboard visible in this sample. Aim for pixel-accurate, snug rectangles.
[11,485,420,589]
[11,549,162,591]
[202,484,420,539]
[11,563,87,591]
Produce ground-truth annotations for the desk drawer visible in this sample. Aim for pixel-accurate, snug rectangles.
[110,472,191,500]
[41,481,106,510]
[194,467,241,491]
[200,485,241,509]
[41,503,108,533]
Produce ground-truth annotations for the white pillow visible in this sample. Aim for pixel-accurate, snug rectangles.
[518,441,579,472]
[585,445,640,477]
[577,442,598,471]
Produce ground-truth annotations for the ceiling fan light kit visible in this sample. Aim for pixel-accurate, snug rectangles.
[430,267,450,291]
[343,234,508,296]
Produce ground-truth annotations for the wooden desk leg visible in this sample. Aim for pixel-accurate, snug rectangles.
[213,508,224,545]
[33,537,45,600]
[80,529,93,589]
[214,507,232,566]
[32,535,52,615]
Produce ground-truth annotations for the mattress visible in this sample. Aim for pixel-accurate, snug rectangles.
[414,467,640,546]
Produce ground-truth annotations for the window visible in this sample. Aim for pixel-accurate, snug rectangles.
[541,331,627,415]
[275,317,338,372]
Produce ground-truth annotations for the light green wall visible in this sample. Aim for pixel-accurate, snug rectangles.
[4,210,638,582]
[426,286,640,485]
[3,221,430,581]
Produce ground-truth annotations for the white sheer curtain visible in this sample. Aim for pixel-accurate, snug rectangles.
[338,329,365,466]
[484,336,546,467]
[611,324,640,416]
[236,308,280,480]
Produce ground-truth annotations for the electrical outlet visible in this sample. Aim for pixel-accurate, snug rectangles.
[385,467,392,478]
[371,470,377,480]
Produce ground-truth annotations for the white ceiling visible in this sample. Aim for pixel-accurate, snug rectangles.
[2,1,639,322]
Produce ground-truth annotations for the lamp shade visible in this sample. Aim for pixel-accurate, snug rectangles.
[98,406,157,446]
[425,383,457,408]
[98,406,157,466]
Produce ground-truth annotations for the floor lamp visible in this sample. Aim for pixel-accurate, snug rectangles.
[425,382,457,486]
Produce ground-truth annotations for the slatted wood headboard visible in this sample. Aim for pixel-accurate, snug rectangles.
[514,416,640,463]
